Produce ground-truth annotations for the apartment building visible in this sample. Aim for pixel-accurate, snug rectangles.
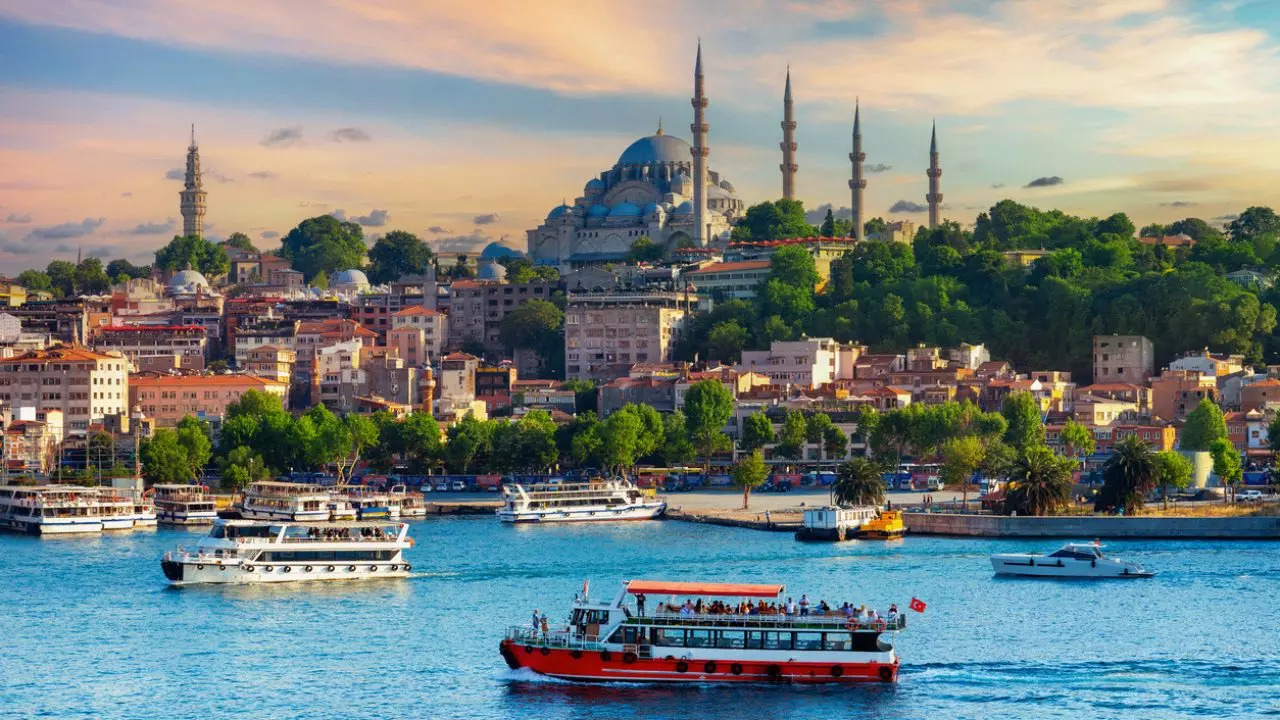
[1093,334,1154,384]
[0,346,129,434]
[447,278,558,352]
[130,372,287,427]
[737,338,862,389]
[564,290,689,382]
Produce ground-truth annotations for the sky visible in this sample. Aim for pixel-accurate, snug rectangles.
[2,0,1280,272]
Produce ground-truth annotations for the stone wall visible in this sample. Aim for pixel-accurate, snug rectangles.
[904,512,1280,539]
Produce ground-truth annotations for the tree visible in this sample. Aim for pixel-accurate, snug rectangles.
[1095,435,1156,514]
[1003,446,1074,516]
[311,270,329,290]
[175,416,213,482]
[87,431,116,471]
[662,413,695,466]
[367,230,433,284]
[1210,437,1243,503]
[516,409,560,472]
[626,236,664,263]
[1059,420,1095,459]
[768,244,820,290]
[1180,398,1228,451]
[17,269,52,293]
[1269,413,1280,463]
[738,411,773,453]
[601,407,642,478]
[46,260,76,297]
[279,215,367,281]
[154,234,230,276]
[1227,206,1280,243]
[1002,391,1045,451]
[445,413,491,473]
[331,413,378,482]
[819,208,836,237]
[1154,450,1193,509]
[74,258,111,294]
[682,380,734,476]
[223,232,258,253]
[940,436,984,509]
[731,449,769,510]
[564,412,603,468]
[832,458,887,507]
[141,430,190,484]
[730,199,815,241]
[398,411,443,473]
[707,321,748,363]
[498,299,563,351]
[219,445,270,490]
[822,425,848,461]
[773,410,808,461]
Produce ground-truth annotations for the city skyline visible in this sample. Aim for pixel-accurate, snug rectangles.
[2,0,1280,270]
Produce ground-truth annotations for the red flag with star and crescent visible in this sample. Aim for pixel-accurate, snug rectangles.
[909,597,927,613]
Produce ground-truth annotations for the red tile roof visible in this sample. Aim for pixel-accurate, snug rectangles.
[686,260,772,275]
[392,305,442,317]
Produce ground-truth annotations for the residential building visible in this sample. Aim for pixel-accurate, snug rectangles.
[0,346,128,434]
[683,260,771,308]
[447,278,558,353]
[511,380,577,413]
[737,338,862,389]
[316,341,365,413]
[233,320,297,367]
[723,237,856,283]
[130,372,287,427]
[0,280,27,307]
[1150,370,1217,420]
[1074,383,1151,413]
[1091,424,1177,454]
[476,365,518,411]
[1240,378,1280,412]
[1168,349,1247,378]
[0,313,21,344]
[946,342,990,370]
[564,289,689,382]
[390,305,447,362]
[362,351,422,410]
[2,409,62,476]
[1093,334,1154,384]
[437,352,487,421]
[1073,394,1139,427]
[91,325,208,371]
[243,345,296,384]
[599,375,677,415]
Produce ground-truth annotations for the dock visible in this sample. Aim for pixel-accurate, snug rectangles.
[665,507,802,532]
[423,501,501,515]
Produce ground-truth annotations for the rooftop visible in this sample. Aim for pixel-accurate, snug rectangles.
[686,260,772,275]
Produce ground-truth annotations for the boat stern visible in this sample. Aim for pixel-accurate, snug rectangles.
[160,555,184,583]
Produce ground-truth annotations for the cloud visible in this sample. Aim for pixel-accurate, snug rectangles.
[248,170,279,180]
[427,226,451,234]
[803,203,852,224]
[165,168,184,180]
[473,213,501,225]
[126,218,177,235]
[0,231,37,255]
[5,213,32,223]
[1025,176,1065,188]
[330,209,347,221]
[25,217,106,241]
[121,191,133,197]
[86,245,117,259]
[888,200,929,213]
[261,126,304,147]
[330,127,371,142]
[206,169,235,184]
[991,183,1006,189]
[1212,214,1239,223]
[261,230,280,239]
[1160,200,1197,207]
[430,233,490,253]
[332,209,389,226]
[865,163,892,174]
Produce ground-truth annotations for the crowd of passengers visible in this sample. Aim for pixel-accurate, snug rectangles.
[641,594,898,625]
[305,526,395,541]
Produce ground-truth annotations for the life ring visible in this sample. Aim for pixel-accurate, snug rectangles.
[831,665,844,678]
[703,661,717,673]
[369,565,377,572]
[263,566,274,573]
[388,564,397,572]
[570,650,583,659]
[874,619,887,631]
[347,565,357,572]
[404,564,412,572]
[539,647,551,656]
[675,661,689,673]
[846,619,858,631]
[600,650,613,662]
[282,566,292,573]
[327,566,335,572]
[524,645,534,654]
[730,663,743,675]
[244,565,255,572]
[878,666,894,683]
[196,564,204,570]
[218,566,226,572]
[766,664,782,680]
[623,652,638,664]
[304,566,313,572]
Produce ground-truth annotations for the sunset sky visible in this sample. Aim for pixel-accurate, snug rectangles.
[2,0,1279,271]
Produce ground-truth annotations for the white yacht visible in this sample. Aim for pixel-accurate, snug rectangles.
[234,481,356,522]
[153,484,218,525]
[497,478,666,523]
[990,542,1154,578]
[160,519,414,585]
[0,485,105,534]
[391,486,427,518]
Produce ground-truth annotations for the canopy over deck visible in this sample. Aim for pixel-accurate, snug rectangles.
[625,580,784,598]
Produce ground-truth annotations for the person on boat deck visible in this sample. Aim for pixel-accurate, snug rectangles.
[818,600,831,614]
[785,597,796,616]
[799,594,810,616]
[841,602,854,617]
[679,601,694,617]
[887,604,899,624]
[540,613,549,637]
[531,609,541,632]
[695,599,705,615]
[636,593,646,615]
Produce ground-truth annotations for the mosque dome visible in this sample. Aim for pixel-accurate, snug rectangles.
[584,178,605,194]
[547,204,574,220]
[477,261,508,280]
[481,242,522,260]
[609,202,642,218]
[643,202,662,216]
[719,179,735,192]
[331,269,369,289]
[617,134,692,166]
[587,204,610,218]
[673,201,694,215]
[168,269,209,290]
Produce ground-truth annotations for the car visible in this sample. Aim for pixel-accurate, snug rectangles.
[451,480,467,492]
[1238,489,1264,502]
[435,481,449,492]
[421,484,432,493]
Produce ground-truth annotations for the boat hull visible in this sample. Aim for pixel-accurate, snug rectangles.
[162,558,412,585]
[990,556,1154,578]
[498,640,898,684]
[0,517,104,535]
[497,503,666,523]
[157,510,217,525]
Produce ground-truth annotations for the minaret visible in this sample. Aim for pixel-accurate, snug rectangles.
[779,66,797,202]
[926,121,942,230]
[848,100,866,241]
[690,41,709,245]
[180,124,208,238]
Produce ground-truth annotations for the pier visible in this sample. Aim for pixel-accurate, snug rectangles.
[904,512,1280,539]
[665,507,801,532]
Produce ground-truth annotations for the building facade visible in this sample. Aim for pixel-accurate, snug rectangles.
[0,346,128,435]
[564,290,690,381]
[130,372,288,427]
[1093,334,1154,384]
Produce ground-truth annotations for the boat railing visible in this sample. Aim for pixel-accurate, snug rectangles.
[629,611,905,631]
[505,626,606,651]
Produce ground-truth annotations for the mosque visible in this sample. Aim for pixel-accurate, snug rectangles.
[527,44,945,267]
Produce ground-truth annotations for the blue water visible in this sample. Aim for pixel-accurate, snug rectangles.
[1,518,1277,720]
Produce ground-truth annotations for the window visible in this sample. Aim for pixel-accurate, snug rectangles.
[653,628,685,647]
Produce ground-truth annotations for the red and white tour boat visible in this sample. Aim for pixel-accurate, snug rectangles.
[499,579,905,684]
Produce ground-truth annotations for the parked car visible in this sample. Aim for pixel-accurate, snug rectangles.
[1238,489,1264,502]
[435,481,449,492]
[451,480,467,492]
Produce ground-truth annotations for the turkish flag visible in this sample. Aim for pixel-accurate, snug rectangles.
[909,597,927,613]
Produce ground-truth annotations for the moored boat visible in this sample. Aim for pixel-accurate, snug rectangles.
[990,542,1154,578]
[0,485,105,534]
[392,485,427,518]
[233,481,357,522]
[497,478,665,523]
[153,484,218,525]
[499,580,904,684]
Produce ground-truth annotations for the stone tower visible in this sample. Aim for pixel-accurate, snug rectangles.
[180,124,207,238]
[780,67,797,202]
[848,100,866,241]
[926,121,942,230]
[690,41,709,245]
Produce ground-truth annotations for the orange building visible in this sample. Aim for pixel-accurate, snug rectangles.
[1149,370,1216,421]
[130,372,288,426]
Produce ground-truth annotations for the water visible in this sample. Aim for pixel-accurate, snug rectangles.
[1,518,1277,720]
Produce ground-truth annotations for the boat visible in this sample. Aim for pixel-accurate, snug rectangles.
[339,485,402,520]
[858,510,905,539]
[160,519,414,585]
[497,478,666,523]
[99,489,145,530]
[499,579,905,684]
[233,481,357,522]
[0,485,106,534]
[153,484,218,525]
[795,506,878,541]
[990,542,1154,578]
[392,485,427,518]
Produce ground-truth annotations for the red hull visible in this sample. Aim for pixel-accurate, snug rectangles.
[499,640,899,684]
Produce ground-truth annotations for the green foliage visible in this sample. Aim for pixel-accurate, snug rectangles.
[730,199,816,241]
[87,431,115,471]
[499,299,563,351]
[141,430,190,484]
[601,406,643,476]
[46,261,76,297]
[279,215,367,281]
[1095,435,1156,514]
[219,445,270,490]
[1210,437,1243,502]
[1154,450,1193,508]
[940,435,984,504]
[74,258,111,295]
[707,321,748,363]
[682,380,734,473]
[17,269,53,293]
[773,410,808,460]
[833,458,887,507]
[1227,206,1280,243]
[1180,399,1228,451]
[819,208,836,237]
[445,413,492,473]
[661,413,695,466]
[223,232,258,253]
[1001,391,1045,451]
[626,236,664,263]
[367,230,434,284]
[1003,446,1075,516]
[311,270,329,290]
[155,235,230,276]
[561,379,598,415]
[1059,420,1096,458]
[739,411,773,453]
[731,449,769,509]
[500,257,560,284]
[106,259,150,281]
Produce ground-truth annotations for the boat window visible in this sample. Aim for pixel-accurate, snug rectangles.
[793,632,823,651]
[823,633,849,651]
[744,631,764,649]
[652,628,685,647]
[686,630,712,648]
[762,632,792,650]
[210,525,227,539]
[585,610,610,625]
[715,630,745,649]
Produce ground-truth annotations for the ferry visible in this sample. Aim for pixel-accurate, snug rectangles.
[99,490,146,530]
[500,580,904,684]
[0,485,106,534]
[160,519,414,585]
[153,484,218,525]
[340,485,402,520]
[233,481,357,522]
[497,478,666,523]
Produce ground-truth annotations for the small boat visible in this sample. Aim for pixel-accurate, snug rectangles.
[858,510,905,539]
[393,486,428,518]
[497,478,665,523]
[233,481,357,522]
[153,484,217,525]
[160,519,414,585]
[990,542,1154,578]
[499,579,905,684]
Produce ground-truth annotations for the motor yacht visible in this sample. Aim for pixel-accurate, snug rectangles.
[497,478,665,523]
[990,542,1154,578]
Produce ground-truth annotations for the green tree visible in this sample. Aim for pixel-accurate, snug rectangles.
[154,234,230,276]
[398,411,443,473]
[832,458,887,507]
[445,413,491,473]
[279,215,367,281]
[87,431,116,471]
[1059,420,1096,459]
[499,299,563,351]
[175,416,213,482]
[1154,450,1193,509]
[682,380,734,476]
[739,411,773,453]
[661,413,695,466]
[731,449,769,509]
[223,232,258,253]
[707,320,748,363]
[940,436,984,509]
[774,410,808,461]
[819,208,836,237]
[311,270,329,290]
[46,260,76,296]
[564,412,603,468]
[219,445,270,490]
[74,258,111,294]
[1002,391,1045,451]
[601,407,643,477]
[769,244,820,289]
[106,259,149,281]
[367,230,434,284]
[731,199,815,241]
[1180,398,1228,451]
[626,236,664,263]
[1095,435,1156,514]
[1210,437,1243,503]
[822,425,848,461]
[141,429,190,484]
[17,269,53,293]
[1227,206,1280,243]
[1004,446,1074,516]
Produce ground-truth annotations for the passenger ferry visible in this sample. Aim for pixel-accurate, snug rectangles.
[153,484,218,525]
[500,580,904,684]
[497,478,666,523]
[160,519,414,585]
[234,481,357,522]
[339,485,402,520]
[0,485,152,534]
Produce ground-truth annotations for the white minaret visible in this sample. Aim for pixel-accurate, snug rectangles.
[848,100,866,241]
[780,67,797,201]
[926,121,942,230]
[180,124,207,238]
[690,41,709,245]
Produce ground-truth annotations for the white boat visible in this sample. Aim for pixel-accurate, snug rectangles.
[0,485,105,534]
[338,485,402,520]
[990,542,1154,578]
[160,519,414,585]
[153,484,218,525]
[99,490,145,530]
[392,486,427,518]
[497,478,666,523]
[234,481,357,522]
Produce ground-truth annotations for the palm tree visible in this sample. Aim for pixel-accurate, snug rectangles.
[1004,447,1074,516]
[1095,435,1156,514]
[832,458,887,507]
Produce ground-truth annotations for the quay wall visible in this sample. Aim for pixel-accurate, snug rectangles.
[905,512,1280,539]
